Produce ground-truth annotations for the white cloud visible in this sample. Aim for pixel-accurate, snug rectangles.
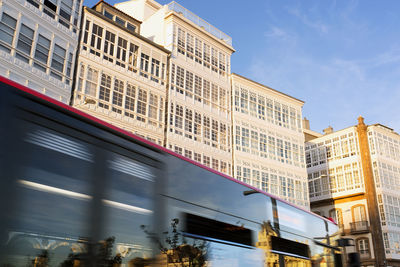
[247,44,400,132]
[263,26,298,47]
[286,6,328,34]
[331,58,365,81]
[242,0,400,133]
[367,47,400,68]
[265,26,287,39]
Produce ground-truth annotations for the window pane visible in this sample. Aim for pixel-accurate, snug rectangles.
[59,0,72,23]
[0,14,16,52]
[127,22,136,32]
[44,0,57,12]
[0,13,17,45]
[17,24,34,54]
[104,10,113,20]
[2,12,17,28]
[34,34,51,64]
[99,73,111,108]
[51,44,66,72]
[115,16,125,26]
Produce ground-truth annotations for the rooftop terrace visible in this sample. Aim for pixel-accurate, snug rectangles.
[166,1,232,46]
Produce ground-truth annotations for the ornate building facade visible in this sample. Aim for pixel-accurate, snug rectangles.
[0,0,82,103]
[231,74,308,208]
[115,0,235,175]
[1,0,311,207]
[72,1,169,145]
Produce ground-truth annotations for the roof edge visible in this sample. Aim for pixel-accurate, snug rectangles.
[164,11,235,53]
[92,0,143,24]
[84,6,171,54]
[231,73,304,104]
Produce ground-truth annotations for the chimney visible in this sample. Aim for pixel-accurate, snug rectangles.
[323,126,333,135]
[302,117,310,130]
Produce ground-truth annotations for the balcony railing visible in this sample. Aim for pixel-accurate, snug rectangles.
[350,221,369,234]
[166,1,232,46]
[359,250,370,260]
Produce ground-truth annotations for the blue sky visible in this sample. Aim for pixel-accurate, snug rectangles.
[85,0,400,133]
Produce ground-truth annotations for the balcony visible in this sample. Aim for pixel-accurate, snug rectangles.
[166,1,232,46]
[359,250,370,260]
[350,221,369,234]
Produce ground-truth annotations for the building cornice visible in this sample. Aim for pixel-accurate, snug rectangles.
[84,7,171,54]
[164,11,235,53]
[306,126,357,143]
[304,128,322,137]
[92,0,143,25]
[370,123,400,137]
[231,73,304,105]
[146,0,163,10]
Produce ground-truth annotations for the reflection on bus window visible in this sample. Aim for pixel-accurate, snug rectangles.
[101,152,156,265]
[142,218,208,266]
[0,125,93,266]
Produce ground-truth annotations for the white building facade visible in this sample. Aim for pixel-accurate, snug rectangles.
[306,126,364,201]
[1,0,312,207]
[231,74,309,208]
[72,2,169,145]
[116,0,235,175]
[0,0,82,103]
[368,124,400,263]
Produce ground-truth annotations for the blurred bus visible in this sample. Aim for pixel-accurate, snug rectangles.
[0,76,342,266]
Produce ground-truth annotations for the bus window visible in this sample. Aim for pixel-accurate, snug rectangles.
[275,200,337,267]
[165,155,273,224]
[0,123,94,266]
[206,241,265,266]
[276,200,330,241]
[101,152,157,266]
[158,197,265,267]
[184,213,253,246]
[184,213,265,266]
